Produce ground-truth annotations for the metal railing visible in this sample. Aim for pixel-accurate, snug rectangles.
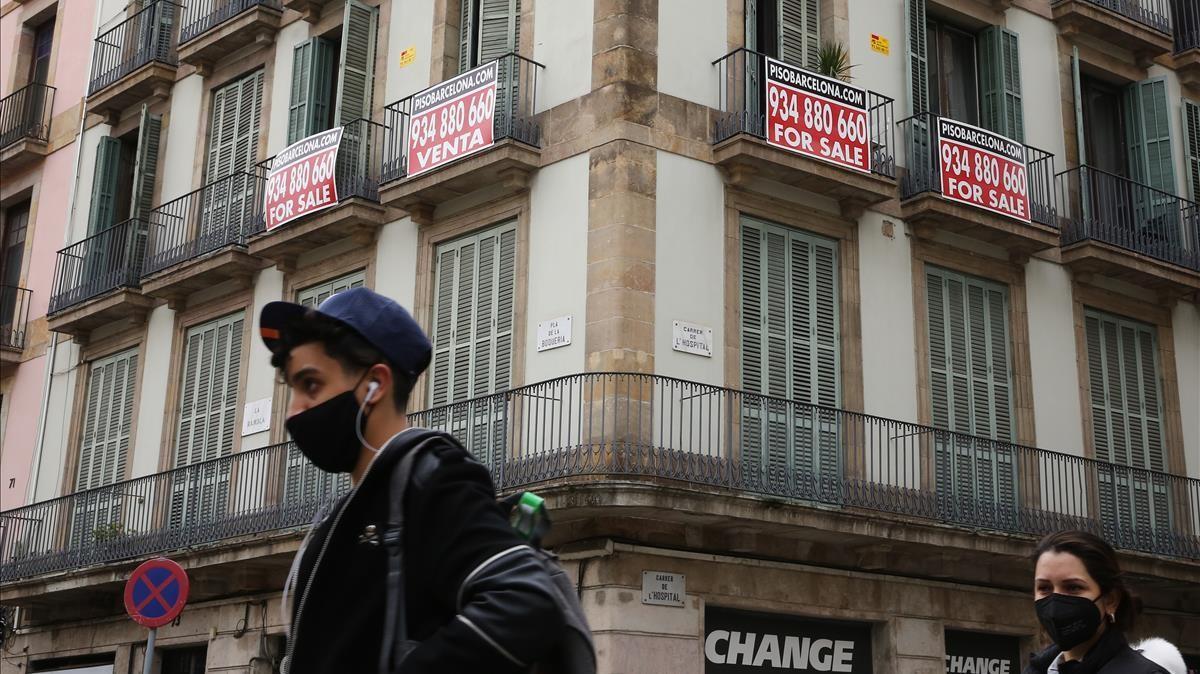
[3,373,1197,582]
[179,0,281,45]
[0,285,32,351]
[0,83,55,150]
[712,48,896,179]
[897,112,1057,226]
[48,219,147,314]
[89,0,178,97]
[382,53,544,183]
[1054,0,1172,33]
[1175,0,1200,52]
[1056,165,1200,270]
[144,170,264,276]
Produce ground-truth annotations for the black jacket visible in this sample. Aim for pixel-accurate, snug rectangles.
[1023,628,1168,674]
[283,429,565,673]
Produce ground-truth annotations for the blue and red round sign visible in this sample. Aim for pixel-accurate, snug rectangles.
[124,557,190,628]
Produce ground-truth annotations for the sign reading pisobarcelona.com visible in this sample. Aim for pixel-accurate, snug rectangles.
[406,60,498,177]
[936,117,1030,222]
[264,127,342,231]
[764,57,871,174]
[705,607,872,673]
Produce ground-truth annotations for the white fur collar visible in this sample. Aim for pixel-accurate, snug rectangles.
[1132,637,1187,674]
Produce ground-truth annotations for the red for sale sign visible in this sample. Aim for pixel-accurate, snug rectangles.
[264,127,342,231]
[936,117,1030,222]
[406,60,498,177]
[764,57,871,174]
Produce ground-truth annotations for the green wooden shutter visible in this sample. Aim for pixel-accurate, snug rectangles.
[206,70,264,181]
[459,0,476,71]
[1084,310,1169,537]
[131,104,162,220]
[906,0,929,117]
[88,137,123,235]
[778,0,819,70]
[288,38,337,143]
[335,1,379,125]
[72,347,138,546]
[476,0,519,64]
[977,27,1024,142]
[1124,78,1176,195]
[1184,98,1200,201]
[740,218,840,493]
[298,270,366,308]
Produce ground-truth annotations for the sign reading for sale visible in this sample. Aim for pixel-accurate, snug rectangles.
[407,60,498,177]
[937,117,1030,222]
[765,57,871,174]
[264,127,342,231]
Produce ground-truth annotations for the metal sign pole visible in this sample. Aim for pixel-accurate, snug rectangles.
[142,627,157,674]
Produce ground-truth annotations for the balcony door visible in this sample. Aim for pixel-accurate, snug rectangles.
[460,0,520,135]
[0,203,29,341]
[200,70,263,251]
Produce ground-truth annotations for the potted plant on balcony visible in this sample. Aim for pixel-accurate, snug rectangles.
[816,41,855,82]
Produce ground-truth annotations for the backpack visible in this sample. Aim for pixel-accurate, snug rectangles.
[377,430,596,674]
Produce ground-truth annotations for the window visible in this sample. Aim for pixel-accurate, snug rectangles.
[287,0,378,144]
[1079,76,1175,192]
[30,17,55,85]
[1186,99,1200,202]
[206,71,264,182]
[739,217,839,493]
[745,0,819,70]
[1,202,30,346]
[925,266,1016,518]
[70,348,139,545]
[1084,309,1170,539]
[87,105,162,234]
[160,646,206,674]
[907,0,1023,141]
[297,270,365,308]
[459,0,520,72]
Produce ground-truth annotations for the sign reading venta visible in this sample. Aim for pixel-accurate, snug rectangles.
[936,117,1030,222]
[944,631,1019,674]
[705,607,872,673]
[264,127,342,231]
[765,57,872,174]
[407,60,498,177]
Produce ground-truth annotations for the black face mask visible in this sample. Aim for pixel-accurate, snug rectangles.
[286,385,370,474]
[1035,593,1104,651]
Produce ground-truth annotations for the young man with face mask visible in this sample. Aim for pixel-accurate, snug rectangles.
[261,288,565,673]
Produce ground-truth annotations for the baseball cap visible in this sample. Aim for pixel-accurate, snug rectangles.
[259,287,432,380]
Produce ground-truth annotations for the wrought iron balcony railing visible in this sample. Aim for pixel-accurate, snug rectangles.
[1056,165,1200,270]
[712,48,897,179]
[48,219,147,314]
[1054,0,1172,33]
[0,285,32,351]
[381,52,544,183]
[1175,0,1200,52]
[179,0,281,45]
[2,373,1197,582]
[144,170,264,276]
[0,83,55,150]
[897,112,1057,226]
[89,0,178,97]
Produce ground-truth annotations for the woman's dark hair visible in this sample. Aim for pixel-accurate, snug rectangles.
[1033,530,1142,632]
[270,309,414,412]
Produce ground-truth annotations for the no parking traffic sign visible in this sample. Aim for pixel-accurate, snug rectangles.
[124,557,190,628]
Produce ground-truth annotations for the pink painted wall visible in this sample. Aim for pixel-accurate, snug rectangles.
[1,354,47,510]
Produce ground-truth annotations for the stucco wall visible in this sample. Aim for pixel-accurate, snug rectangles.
[858,212,918,423]
[384,0,435,105]
[129,306,174,478]
[532,0,593,112]
[1024,258,1084,456]
[1173,303,1200,479]
[161,74,205,201]
[266,20,312,157]
[243,268,285,451]
[657,0,725,108]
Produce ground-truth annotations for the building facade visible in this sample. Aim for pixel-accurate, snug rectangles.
[1,0,1199,671]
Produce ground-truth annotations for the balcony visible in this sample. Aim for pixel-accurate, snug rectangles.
[0,83,54,172]
[1056,165,1200,295]
[0,285,32,364]
[379,53,544,218]
[3,373,1197,618]
[247,119,389,270]
[47,220,154,343]
[141,171,265,308]
[1051,0,1174,64]
[898,112,1059,257]
[711,48,897,217]
[177,0,282,75]
[1175,0,1200,85]
[87,1,178,121]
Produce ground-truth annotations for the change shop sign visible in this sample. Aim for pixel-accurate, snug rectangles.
[406,59,498,177]
[936,117,1030,222]
[764,57,872,174]
[705,606,872,673]
[264,127,342,231]
[944,630,1020,674]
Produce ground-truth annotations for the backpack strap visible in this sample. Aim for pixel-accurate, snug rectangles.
[378,429,451,674]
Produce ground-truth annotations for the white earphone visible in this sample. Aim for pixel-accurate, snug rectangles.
[366,380,380,402]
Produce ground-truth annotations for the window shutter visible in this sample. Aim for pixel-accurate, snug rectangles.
[778,0,819,70]
[477,0,519,64]
[174,312,244,468]
[297,270,366,309]
[459,0,476,72]
[75,348,139,491]
[288,38,337,144]
[1184,98,1200,202]
[87,137,123,235]
[977,27,1024,142]
[906,0,929,117]
[131,104,163,220]
[206,71,263,181]
[154,0,175,63]
[1124,78,1176,195]
[335,0,379,125]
